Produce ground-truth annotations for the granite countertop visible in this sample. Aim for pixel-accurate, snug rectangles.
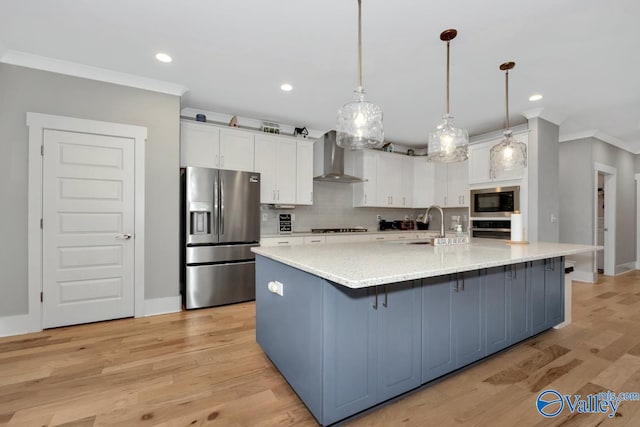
[251,239,598,289]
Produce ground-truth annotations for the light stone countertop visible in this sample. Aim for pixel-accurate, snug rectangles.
[252,239,598,289]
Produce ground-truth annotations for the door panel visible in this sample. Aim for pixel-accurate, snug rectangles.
[454,271,484,367]
[485,266,509,354]
[42,129,135,328]
[529,259,547,334]
[509,263,530,343]
[422,275,455,382]
[219,169,260,243]
[185,167,219,245]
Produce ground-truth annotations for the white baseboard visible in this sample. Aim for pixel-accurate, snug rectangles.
[572,270,597,283]
[144,295,182,317]
[616,262,636,275]
[0,313,41,338]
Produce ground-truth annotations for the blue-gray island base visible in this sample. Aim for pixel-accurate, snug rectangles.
[256,254,565,425]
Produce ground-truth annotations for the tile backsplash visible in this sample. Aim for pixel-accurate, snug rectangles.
[260,181,469,235]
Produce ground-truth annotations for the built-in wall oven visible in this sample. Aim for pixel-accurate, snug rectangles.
[470,186,520,239]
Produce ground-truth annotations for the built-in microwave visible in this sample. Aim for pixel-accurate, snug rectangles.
[470,186,520,218]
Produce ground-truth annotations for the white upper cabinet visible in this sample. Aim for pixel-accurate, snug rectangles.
[296,140,314,205]
[180,121,220,168]
[218,128,255,171]
[468,133,528,184]
[350,149,379,207]
[433,161,469,207]
[413,158,435,208]
[401,156,414,207]
[377,153,404,207]
[254,134,296,204]
[180,120,254,171]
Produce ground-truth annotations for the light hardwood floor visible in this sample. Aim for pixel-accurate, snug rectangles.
[2,272,640,426]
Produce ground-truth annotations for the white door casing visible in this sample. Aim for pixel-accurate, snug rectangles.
[42,130,135,328]
[27,113,146,333]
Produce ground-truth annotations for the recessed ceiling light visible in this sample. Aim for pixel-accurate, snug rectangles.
[155,53,172,63]
[280,83,293,92]
[529,94,543,101]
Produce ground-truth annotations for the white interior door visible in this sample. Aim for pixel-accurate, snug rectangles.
[42,129,135,328]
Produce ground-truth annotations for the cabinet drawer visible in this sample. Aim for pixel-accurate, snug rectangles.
[260,236,304,247]
[303,236,326,245]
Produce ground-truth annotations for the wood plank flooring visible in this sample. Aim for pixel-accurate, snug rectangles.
[2,272,640,426]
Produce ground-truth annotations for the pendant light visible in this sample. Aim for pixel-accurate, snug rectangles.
[427,29,468,162]
[489,62,527,178]
[336,0,384,150]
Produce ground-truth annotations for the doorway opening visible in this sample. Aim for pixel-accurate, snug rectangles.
[594,163,616,277]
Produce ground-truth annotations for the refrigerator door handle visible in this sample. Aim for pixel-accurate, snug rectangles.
[220,176,225,236]
[212,175,218,236]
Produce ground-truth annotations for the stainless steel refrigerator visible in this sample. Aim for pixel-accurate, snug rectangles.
[181,167,260,309]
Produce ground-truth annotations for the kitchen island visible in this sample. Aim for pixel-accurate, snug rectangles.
[251,240,596,426]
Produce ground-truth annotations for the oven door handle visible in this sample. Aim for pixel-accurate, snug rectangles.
[471,227,512,232]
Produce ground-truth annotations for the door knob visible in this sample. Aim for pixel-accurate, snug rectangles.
[116,234,132,240]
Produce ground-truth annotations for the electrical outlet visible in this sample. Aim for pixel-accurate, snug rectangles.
[376,215,382,221]
[262,213,268,221]
[291,214,296,221]
[404,215,410,220]
[550,213,557,223]
[267,281,284,296]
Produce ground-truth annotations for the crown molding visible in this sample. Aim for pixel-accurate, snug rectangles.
[559,129,639,154]
[0,49,188,96]
[522,107,566,126]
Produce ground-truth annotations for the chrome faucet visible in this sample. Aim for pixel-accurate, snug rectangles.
[424,205,445,238]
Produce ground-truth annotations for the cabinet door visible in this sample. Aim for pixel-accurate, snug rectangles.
[376,153,403,207]
[433,163,448,206]
[401,156,414,207]
[377,281,422,402]
[352,150,378,206]
[276,139,297,204]
[180,121,220,168]
[529,259,547,335]
[468,143,492,184]
[254,134,278,203]
[219,128,254,171]
[545,257,564,327]
[323,282,377,426]
[422,275,455,382]
[508,263,530,344]
[453,270,484,367]
[413,158,435,208]
[485,266,509,354]
[447,161,469,207]
[296,141,314,205]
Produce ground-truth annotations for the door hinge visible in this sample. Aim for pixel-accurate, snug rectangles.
[41,145,44,156]
[40,291,43,302]
[40,218,43,229]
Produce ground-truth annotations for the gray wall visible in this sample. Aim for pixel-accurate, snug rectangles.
[592,139,636,270]
[0,63,180,317]
[260,180,469,234]
[559,137,636,275]
[635,154,640,173]
[527,117,560,242]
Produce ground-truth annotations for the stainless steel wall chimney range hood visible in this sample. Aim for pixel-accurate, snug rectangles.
[313,130,366,183]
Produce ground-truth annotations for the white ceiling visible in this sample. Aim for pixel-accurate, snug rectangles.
[1,0,639,150]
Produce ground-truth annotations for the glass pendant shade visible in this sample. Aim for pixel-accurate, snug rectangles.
[489,130,527,178]
[335,0,383,150]
[490,61,527,178]
[427,114,469,162]
[337,87,384,150]
[427,28,468,162]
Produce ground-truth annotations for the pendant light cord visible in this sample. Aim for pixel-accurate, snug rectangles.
[357,0,363,89]
[505,69,510,130]
[446,40,450,114]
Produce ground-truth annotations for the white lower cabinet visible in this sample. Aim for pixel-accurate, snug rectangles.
[260,236,304,247]
[303,236,325,245]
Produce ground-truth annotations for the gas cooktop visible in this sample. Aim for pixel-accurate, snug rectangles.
[311,227,368,234]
